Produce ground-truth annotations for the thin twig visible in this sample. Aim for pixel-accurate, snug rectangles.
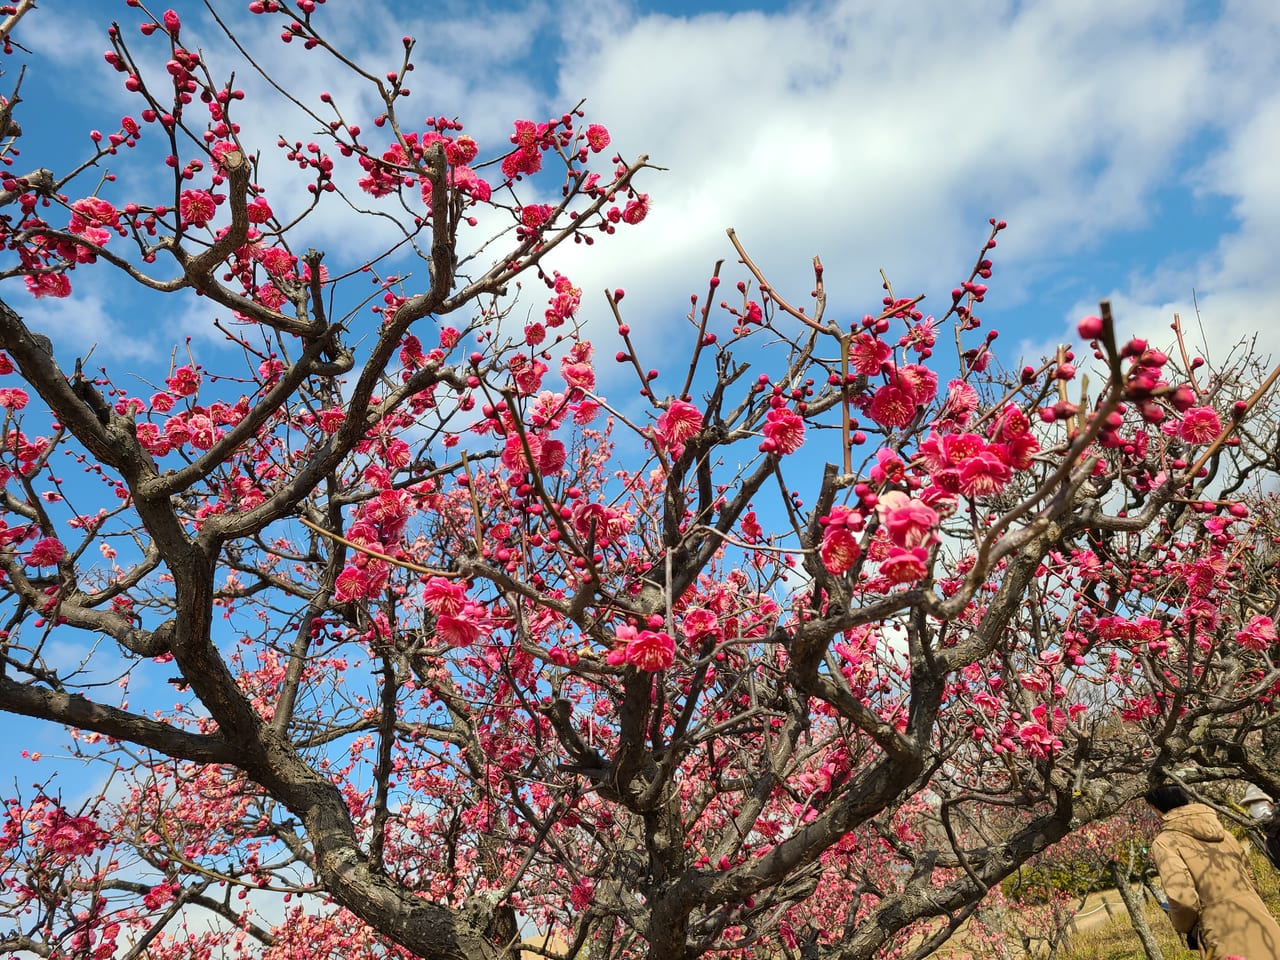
[298,515,459,577]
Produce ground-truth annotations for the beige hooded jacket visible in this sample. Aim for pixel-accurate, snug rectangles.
[1151,803,1280,960]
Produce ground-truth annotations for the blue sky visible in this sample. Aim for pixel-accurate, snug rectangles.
[9,0,1278,372]
[4,0,1280,784]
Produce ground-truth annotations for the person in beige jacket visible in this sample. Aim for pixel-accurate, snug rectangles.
[1147,783,1280,960]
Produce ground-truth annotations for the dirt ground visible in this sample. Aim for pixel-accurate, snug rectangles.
[1065,889,1132,934]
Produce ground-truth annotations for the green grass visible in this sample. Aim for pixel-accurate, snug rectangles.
[1057,903,1189,960]
[1054,851,1280,960]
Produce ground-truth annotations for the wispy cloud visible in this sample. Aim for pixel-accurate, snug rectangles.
[540,0,1275,370]
[15,280,162,364]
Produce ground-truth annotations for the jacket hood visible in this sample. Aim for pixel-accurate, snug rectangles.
[1162,803,1227,842]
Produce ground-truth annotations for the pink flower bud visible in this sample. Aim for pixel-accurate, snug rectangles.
[1077,314,1103,339]
[1121,337,1147,358]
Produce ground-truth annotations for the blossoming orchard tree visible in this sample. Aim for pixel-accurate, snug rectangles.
[2,3,1280,960]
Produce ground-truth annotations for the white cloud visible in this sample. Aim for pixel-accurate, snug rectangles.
[491,0,1276,391]
[12,4,106,68]
[9,0,1280,389]
[14,281,161,364]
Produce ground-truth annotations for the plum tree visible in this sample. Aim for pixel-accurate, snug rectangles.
[2,4,1279,960]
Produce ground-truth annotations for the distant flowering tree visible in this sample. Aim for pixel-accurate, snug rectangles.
[2,4,1280,960]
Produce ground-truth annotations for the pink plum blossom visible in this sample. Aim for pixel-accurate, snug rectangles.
[880,545,929,585]
[760,407,805,454]
[26,538,66,567]
[654,401,703,457]
[848,333,891,375]
[423,577,468,616]
[821,526,861,574]
[876,491,939,549]
[608,624,674,671]
[1017,722,1061,759]
[1237,615,1277,651]
[868,382,917,429]
[1179,406,1221,444]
